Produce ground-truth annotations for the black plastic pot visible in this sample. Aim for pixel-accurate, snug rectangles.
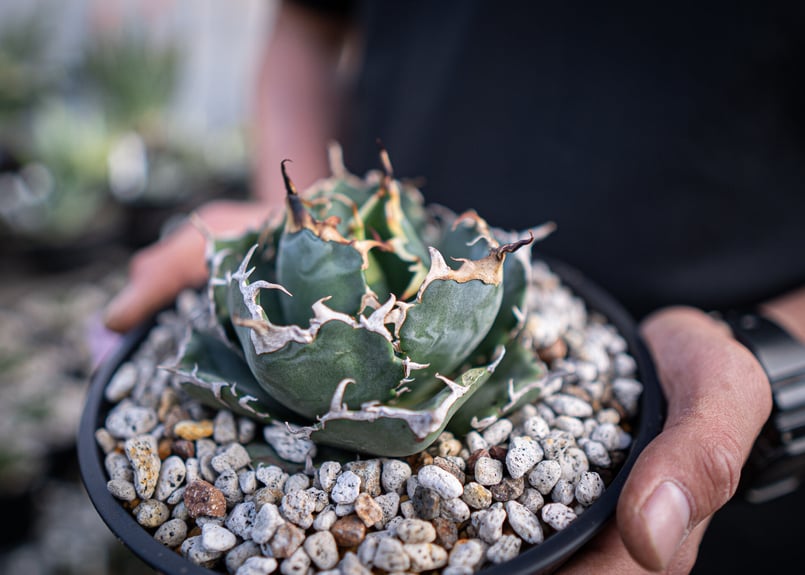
[78,259,664,575]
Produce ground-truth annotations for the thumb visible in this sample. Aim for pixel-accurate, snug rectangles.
[617,307,772,571]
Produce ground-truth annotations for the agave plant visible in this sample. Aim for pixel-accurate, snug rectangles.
[172,145,559,459]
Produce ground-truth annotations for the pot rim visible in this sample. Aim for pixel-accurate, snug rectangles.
[77,257,664,575]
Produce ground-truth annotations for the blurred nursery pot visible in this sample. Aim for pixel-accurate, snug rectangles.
[78,148,663,575]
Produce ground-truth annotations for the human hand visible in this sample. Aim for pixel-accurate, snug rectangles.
[560,306,772,573]
[104,200,279,333]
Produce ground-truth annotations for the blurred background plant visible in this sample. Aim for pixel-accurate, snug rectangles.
[0,1,272,573]
[0,0,258,262]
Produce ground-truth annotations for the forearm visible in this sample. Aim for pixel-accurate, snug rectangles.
[761,285,805,343]
[253,0,352,205]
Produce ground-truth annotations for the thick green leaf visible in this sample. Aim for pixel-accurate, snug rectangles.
[310,359,497,456]
[172,329,303,424]
[276,229,368,326]
[399,277,503,395]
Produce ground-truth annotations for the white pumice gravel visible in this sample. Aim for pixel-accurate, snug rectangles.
[96,264,646,574]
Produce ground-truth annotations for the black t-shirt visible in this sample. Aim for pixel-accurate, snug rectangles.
[290,1,805,571]
[329,0,805,319]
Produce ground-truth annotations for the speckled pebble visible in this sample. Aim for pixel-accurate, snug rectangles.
[481,419,513,446]
[373,492,401,527]
[465,431,488,453]
[338,552,371,575]
[448,538,486,569]
[284,472,311,494]
[211,442,251,473]
[505,500,544,544]
[381,459,411,494]
[201,523,237,552]
[440,497,471,523]
[490,476,525,502]
[226,501,256,539]
[612,378,644,416]
[505,436,543,479]
[263,423,315,464]
[551,479,575,505]
[575,471,605,506]
[541,502,577,530]
[134,499,170,528]
[154,517,187,547]
[235,555,278,575]
[417,465,464,500]
[473,457,503,486]
[107,478,137,501]
[181,535,222,567]
[239,469,258,495]
[251,503,283,544]
[281,489,316,528]
[304,531,339,570]
[215,468,244,506]
[124,434,161,499]
[344,460,382,497]
[528,459,562,495]
[559,447,590,483]
[280,547,310,575]
[226,541,263,574]
[474,502,506,544]
[544,394,593,418]
[461,482,493,509]
[213,410,237,444]
[269,522,305,559]
[404,542,448,572]
[584,436,612,466]
[155,455,186,501]
[396,518,436,543]
[372,537,410,572]
[105,362,139,402]
[331,470,361,505]
[318,461,341,492]
[486,534,521,564]
[517,488,545,514]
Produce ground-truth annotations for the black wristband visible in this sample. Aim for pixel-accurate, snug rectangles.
[725,311,805,503]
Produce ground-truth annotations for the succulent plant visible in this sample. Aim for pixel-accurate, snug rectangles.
[172,145,560,459]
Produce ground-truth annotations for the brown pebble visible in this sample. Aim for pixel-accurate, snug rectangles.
[174,419,214,441]
[158,438,172,460]
[162,405,189,438]
[537,338,567,363]
[270,522,305,558]
[407,452,434,474]
[465,449,490,474]
[184,480,227,518]
[172,439,195,459]
[157,388,180,422]
[188,525,202,538]
[490,476,525,502]
[354,493,384,526]
[488,445,508,462]
[330,515,366,547]
[412,486,441,520]
[432,517,458,550]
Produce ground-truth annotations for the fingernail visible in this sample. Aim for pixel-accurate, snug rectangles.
[641,481,690,568]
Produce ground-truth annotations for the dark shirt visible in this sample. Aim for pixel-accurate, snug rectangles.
[294,1,805,571]
[335,0,805,319]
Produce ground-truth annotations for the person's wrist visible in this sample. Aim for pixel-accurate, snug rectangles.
[724,307,805,502]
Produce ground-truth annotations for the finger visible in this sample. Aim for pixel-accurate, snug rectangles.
[104,200,277,333]
[104,222,208,332]
[617,307,771,571]
[560,517,710,574]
